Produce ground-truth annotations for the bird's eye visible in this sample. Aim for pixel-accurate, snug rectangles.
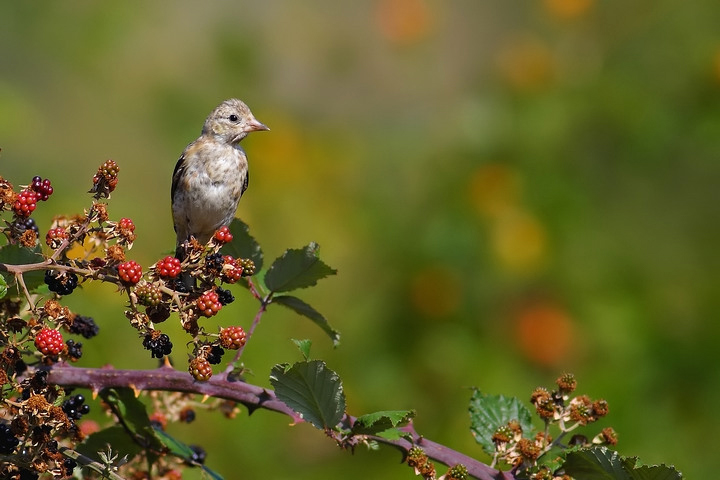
[229,114,239,122]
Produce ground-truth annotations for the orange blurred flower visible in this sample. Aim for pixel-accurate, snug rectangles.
[375,0,433,46]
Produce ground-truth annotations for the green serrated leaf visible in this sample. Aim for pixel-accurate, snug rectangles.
[220,218,263,271]
[352,410,415,435]
[0,275,6,299]
[269,360,346,430]
[77,425,143,460]
[264,242,337,293]
[274,295,340,346]
[468,389,534,455]
[563,447,631,480]
[627,463,683,480]
[291,338,312,360]
[0,244,46,294]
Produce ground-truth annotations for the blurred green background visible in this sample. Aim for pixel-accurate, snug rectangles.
[2,1,719,478]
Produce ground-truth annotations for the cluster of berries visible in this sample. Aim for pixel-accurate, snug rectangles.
[12,176,53,218]
[45,227,68,249]
[156,256,182,278]
[90,159,119,198]
[135,283,163,307]
[34,328,65,356]
[118,260,143,285]
[44,270,79,296]
[62,394,90,420]
[186,326,246,381]
[143,331,173,359]
[69,315,99,339]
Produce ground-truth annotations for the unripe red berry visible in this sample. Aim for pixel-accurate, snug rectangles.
[30,176,54,201]
[188,356,213,381]
[46,227,68,249]
[196,290,222,317]
[220,255,243,283]
[12,189,40,217]
[155,256,182,279]
[35,328,64,355]
[219,326,246,350]
[118,260,143,285]
[213,226,233,243]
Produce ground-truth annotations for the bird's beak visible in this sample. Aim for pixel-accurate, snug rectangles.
[244,118,270,133]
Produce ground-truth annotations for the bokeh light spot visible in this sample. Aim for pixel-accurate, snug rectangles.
[543,0,594,20]
[374,0,433,46]
[491,210,547,273]
[514,301,574,366]
[497,37,555,92]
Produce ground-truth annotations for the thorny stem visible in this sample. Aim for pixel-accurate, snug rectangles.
[46,363,510,480]
[14,272,35,312]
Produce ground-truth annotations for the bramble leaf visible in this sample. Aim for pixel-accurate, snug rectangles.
[270,360,345,430]
[292,338,313,361]
[352,410,415,435]
[274,295,340,346]
[563,447,683,480]
[264,242,336,293]
[468,389,534,455]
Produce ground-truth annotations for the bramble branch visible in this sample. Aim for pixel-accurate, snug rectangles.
[45,363,509,480]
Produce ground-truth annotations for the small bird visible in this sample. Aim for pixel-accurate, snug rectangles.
[171,99,268,256]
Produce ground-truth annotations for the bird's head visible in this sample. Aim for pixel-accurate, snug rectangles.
[203,98,269,144]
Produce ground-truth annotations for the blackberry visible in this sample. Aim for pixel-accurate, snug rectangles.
[69,315,99,339]
[18,469,39,480]
[63,458,77,475]
[216,287,235,306]
[11,217,39,237]
[206,345,224,365]
[30,176,54,201]
[169,277,191,293]
[44,270,79,296]
[62,394,90,420]
[66,339,83,360]
[0,423,19,454]
[29,369,48,392]
[143,332,173,358]
[204,252,224,275]
[180,407,196,423]
[238,258,256,276]
[187,445,206,465]
[146,304,171,323]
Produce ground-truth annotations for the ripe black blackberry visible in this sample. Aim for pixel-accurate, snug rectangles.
[62,394,90,420]
[44,270,79,296]
[169,277,191,293]
[65,339,83,360]
[204,252,224,275]
[180,407,196,423]
[18,469,39,480]
[216,287,235,306]
[0,423,19,454]
[188,444,207,465]
[206,345,225,365]
[69,315,99,339]
[143,332,173,358]
[11,217,39,237]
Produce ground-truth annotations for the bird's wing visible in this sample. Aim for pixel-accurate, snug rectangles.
[242,170,249,196]
[171,153,186,204]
